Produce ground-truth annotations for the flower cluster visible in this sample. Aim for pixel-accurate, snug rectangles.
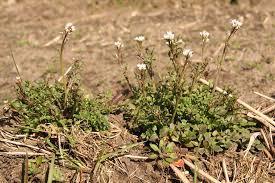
[134,35,145,42]
[200,30,210,42]
[114,41,124,49]
[163,31,175,41]
[182,49,193,59]
[231,19,242,30]
[64,23,76,34]
[137,63,146,71]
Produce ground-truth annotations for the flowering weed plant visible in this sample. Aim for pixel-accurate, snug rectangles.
[8,23,110,145]
[118,20,262,160]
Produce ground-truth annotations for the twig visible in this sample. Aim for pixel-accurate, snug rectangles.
[269,128,273,145]
[247,113,275,131]
[58,134,64,166]
[250,157,256,173]
[170,164,191,183]
[22,152,28,183]
[0,138,52,155]
[0,151,47,157]
[58,64,73,82]
[217,168,223,181]
[254,92,275,102]
[183,158,221,183]
[261,104,275,114]
[244,132,261,157]
[199,78,275,128]
[44,35,61,47]
[263,148,273,160]
[260,129,270,150]
[232,160,237,183]
[222,159,230,183]
[123,155,148,160]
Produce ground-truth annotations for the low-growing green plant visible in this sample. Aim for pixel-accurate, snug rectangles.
[9,23,110,133]
[126,74,258,155]
[29,156,46,176]
[148,139,177,168]
[116,19,261,157]
[10,74,109,132]
[6,23,112,176]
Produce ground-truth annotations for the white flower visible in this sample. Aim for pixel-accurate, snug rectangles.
[163,31,175,40]
[15,76,21,83]
[114,41,123,49]
[64,22,76,34]
[231,19,242,30]
[183,49,193,58]
[200,30,210,42]
[134,35,145,42]
[137,63,146,70]
[184,170,189,175]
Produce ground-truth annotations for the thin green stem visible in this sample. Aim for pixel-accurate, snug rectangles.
[9,46,22,82]
[214,30,235,89]
[60,33,69,106]
[171,58,189,124]
[190,42,206,91]
[117,47,133,94]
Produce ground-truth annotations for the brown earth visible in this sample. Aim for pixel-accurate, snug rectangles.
[0,0,275,182]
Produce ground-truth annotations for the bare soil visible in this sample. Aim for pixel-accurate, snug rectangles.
[0,0,275,182]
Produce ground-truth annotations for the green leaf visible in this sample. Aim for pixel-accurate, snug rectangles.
[212,145,223,152]
[148,153,158,159]
[159,139,165,150]
[165,142,175,153]
[165,157,174,163]
[171,135,179,142]
[149,143,160,152]
[159,126,169,138]
[149,133,159,142]
[168,153,177,160]
[212,130,218,136]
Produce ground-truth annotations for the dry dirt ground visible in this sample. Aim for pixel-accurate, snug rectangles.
[0,0,275,182]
